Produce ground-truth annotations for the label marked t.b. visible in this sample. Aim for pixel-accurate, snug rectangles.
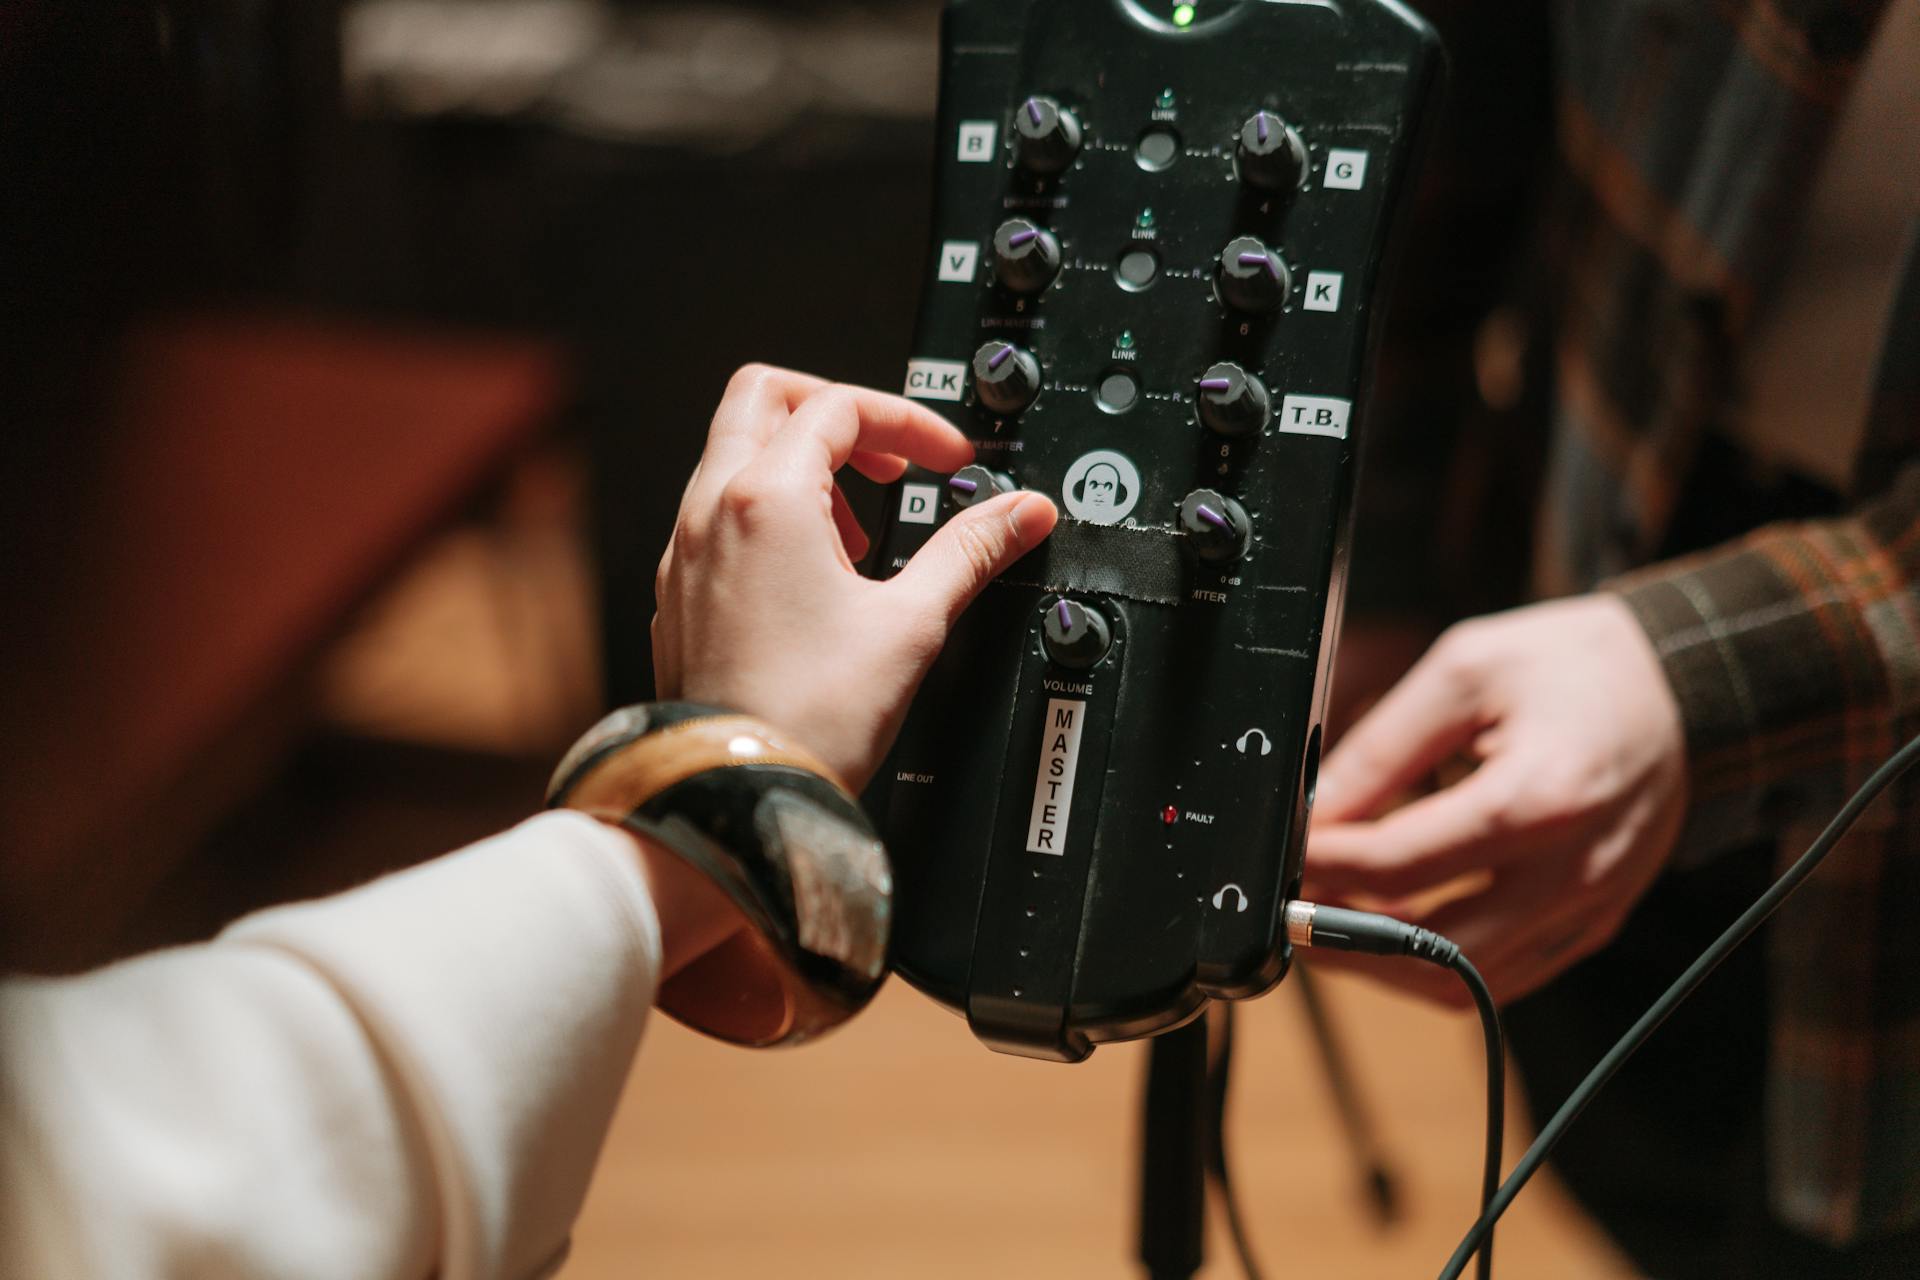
[1027,698,1086,855]
[1279,394,1352,439]
[905,358,968,402]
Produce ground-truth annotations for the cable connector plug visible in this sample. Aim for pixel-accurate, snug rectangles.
[1286,899,1502,1280]
[1284,900,1460,967]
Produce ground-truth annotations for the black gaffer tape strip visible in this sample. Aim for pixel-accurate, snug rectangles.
[1000,519,1186,605]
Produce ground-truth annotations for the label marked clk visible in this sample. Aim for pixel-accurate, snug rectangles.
[905,359,968,402]
[1027,698,1086,855]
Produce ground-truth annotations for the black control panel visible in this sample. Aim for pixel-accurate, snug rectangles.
[865,0,1441,1061]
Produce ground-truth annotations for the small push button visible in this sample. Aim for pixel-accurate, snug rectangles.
[1096,371,1140,414]
[1135,126,1180,172]
[1115,248,1159,292]
[1042,598,1112,669]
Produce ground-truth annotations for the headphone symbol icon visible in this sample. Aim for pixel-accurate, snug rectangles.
[1211,884,1249,913]
[1070,461,1132,508]
[1235,728,1271,756]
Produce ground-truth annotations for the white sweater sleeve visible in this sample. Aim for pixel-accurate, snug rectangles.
[1,811,661,1280]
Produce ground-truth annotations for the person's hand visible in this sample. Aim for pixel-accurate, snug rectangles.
[1326,618,1438,746]
[652,365,1058,792]
[1303,594,1688,1005]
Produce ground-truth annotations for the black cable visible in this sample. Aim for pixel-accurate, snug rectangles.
[1434,728,1920,1280]
[1445,952,1502,1280]
[1280,903,1503,1280]
[1203,1003,1267,1280]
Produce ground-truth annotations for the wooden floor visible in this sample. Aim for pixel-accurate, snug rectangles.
[566,964,1635,1279]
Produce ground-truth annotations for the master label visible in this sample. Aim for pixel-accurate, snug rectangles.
[1026,698,1086,855]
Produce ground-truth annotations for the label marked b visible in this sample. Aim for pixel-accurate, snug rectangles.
[958,121,998,163]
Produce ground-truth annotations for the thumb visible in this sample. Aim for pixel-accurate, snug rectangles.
[893,491,1057,625]
[1312,641,1484,824]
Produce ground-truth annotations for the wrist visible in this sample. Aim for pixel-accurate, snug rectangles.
[547,703,892,1047]
[626,831,745,980]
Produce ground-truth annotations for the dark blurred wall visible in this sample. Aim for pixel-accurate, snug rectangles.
[2,0,1551,726]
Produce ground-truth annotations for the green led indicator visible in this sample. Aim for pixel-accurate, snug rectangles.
[1117,330,1136,350]
[1138,207,1156,229]
[1158,87,1177,109]
[1172,3,1195,27]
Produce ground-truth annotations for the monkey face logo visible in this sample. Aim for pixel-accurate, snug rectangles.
[1080,463,1124,510]
[1062,450,1141,524]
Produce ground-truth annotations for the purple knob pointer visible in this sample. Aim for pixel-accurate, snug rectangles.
[1056,599,1074,632]
[987,344,1015,372]
[1238,251,1281,280]
[1007,228,1041,248]
[1256,113,1270,145]
[1196,503,1233,532]
[949,475,979,494]
[1198,377,1233,393]
[1027,98,1046,126]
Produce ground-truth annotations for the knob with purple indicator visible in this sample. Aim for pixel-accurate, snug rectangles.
[972,341,1043,417]
[1179,489,1251,562]
[1215,236,1291,314]
[1195,362,1272,438]
[992,218,1062,294]
[947,464,1015,510]
[1013,95,1083,175]
[1236,110,1307,192]
[1041,597,1112,669]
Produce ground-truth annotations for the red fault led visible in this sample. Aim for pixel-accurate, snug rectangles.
[1161,805,1180,826]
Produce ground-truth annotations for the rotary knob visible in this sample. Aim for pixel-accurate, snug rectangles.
[1236,111,1308,192]
[1013,95,1083,175]
[992,219,1063,294]
[947,464,1015,510]
[1195,363,1272,438]
[1180,490,1251,562]
[972,341,1043,416]
[1216,237,1291,314]
[1042,597,1112,670]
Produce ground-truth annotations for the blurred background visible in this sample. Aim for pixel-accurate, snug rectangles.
[1,0,1626,1274]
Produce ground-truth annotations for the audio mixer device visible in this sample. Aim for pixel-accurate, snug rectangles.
[865,0,1441,1062]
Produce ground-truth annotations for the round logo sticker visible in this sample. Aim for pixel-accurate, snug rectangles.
[1061,449,1142,524]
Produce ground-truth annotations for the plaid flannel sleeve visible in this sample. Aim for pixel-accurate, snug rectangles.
[1609,464,1920,1243]
[1609,462,1920,864]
